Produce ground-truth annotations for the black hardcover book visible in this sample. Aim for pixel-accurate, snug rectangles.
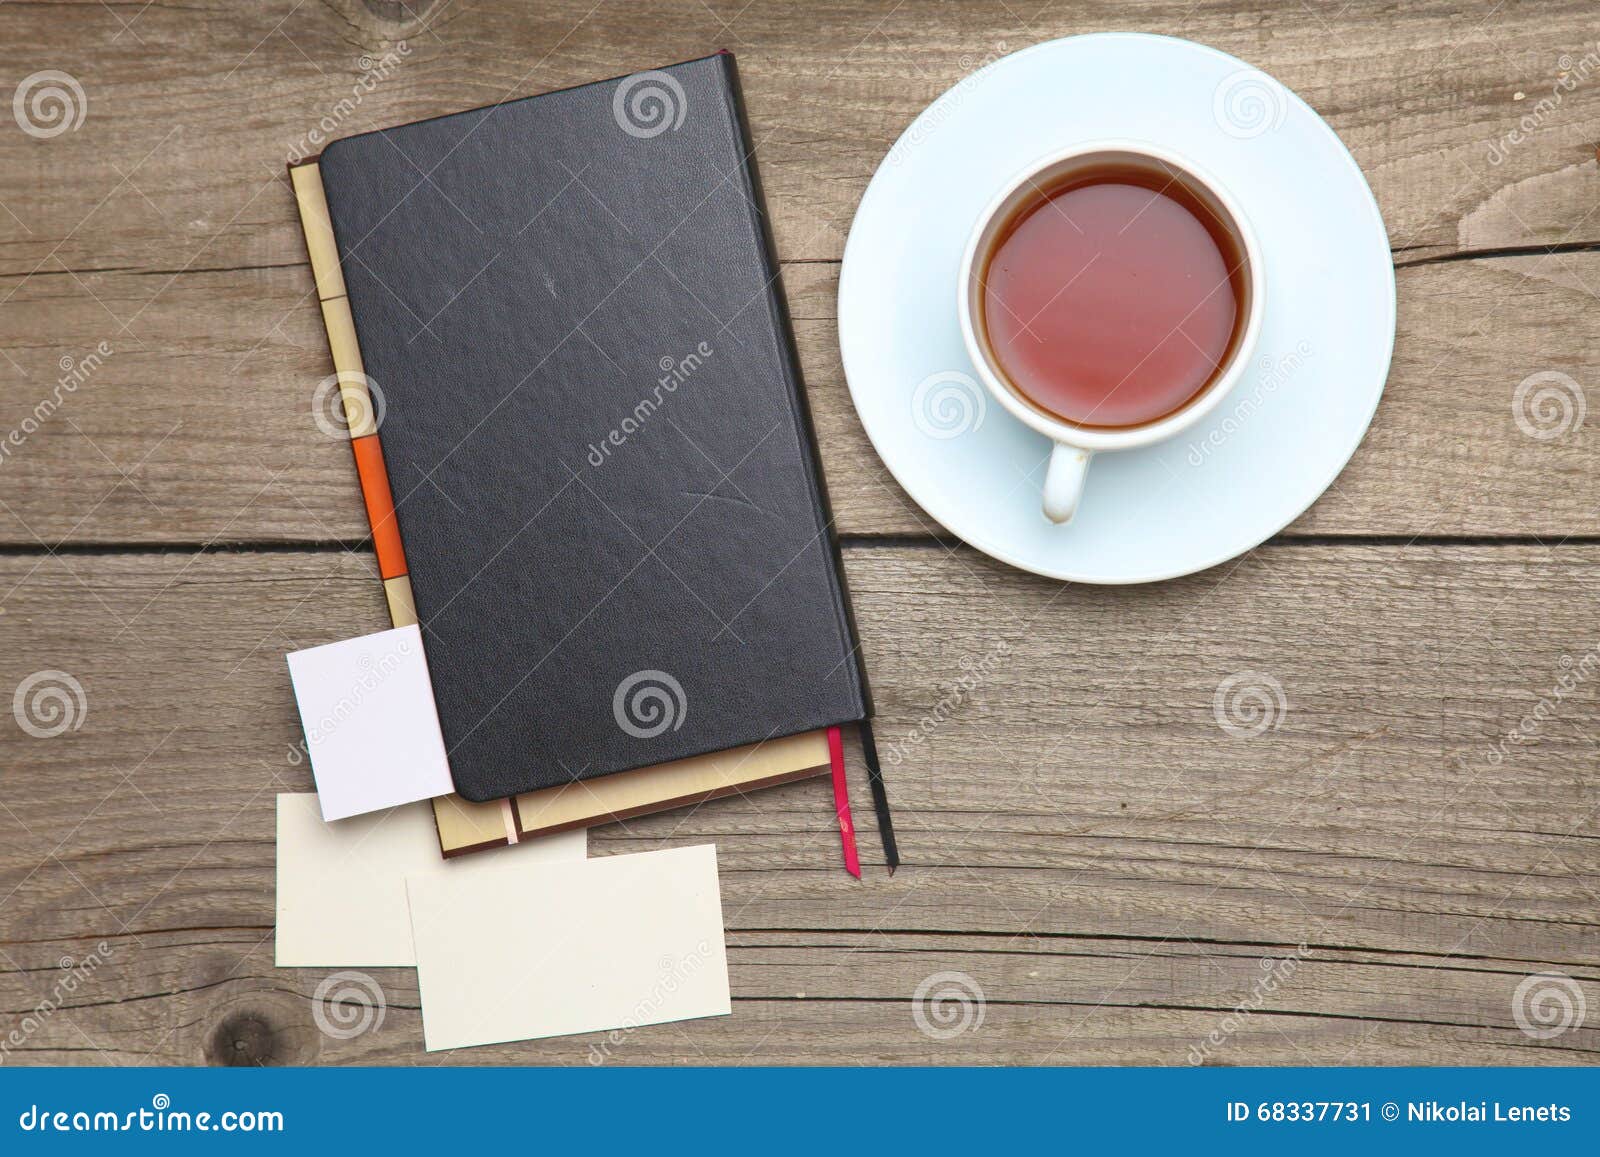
[315,53,870,802]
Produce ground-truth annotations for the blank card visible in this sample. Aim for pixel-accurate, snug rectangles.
[285,624,455,820]
[274,793,585,967]
[407,843,730,1051]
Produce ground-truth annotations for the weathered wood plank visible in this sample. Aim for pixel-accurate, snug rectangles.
[2,253,1598,543]
[0,546,1595,1062]
[1,930,1591,1066]
[2,0,1597,279]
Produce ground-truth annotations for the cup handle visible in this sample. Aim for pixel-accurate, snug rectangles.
[1042,444,1092,524]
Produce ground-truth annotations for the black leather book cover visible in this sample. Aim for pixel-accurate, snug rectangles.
[316,53,868,802]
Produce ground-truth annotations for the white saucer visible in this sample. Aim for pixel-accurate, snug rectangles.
[838,33,1395,583]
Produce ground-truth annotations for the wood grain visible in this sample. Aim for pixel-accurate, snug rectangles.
[3,931,1591,1066]
[0,548,1595,1063]
[3,253,1600,544]
[2,0,1599,275]
[4,0,1600,544]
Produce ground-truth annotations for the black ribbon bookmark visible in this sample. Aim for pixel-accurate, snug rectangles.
[858,719,900,874]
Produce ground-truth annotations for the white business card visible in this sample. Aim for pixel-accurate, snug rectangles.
[285,623,455,820]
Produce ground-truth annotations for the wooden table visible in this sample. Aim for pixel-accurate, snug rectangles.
[2,0,1597,1066]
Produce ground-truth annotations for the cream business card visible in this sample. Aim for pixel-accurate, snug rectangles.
[274,793,585,967]
[407,843,730,1051]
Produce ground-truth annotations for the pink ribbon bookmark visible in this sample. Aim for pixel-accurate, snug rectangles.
[827,726,861,879]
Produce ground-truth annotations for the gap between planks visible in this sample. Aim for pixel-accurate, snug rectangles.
[5,535,1600,557]
[5,237,1599,285]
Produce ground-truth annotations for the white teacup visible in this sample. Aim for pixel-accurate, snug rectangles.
[956,139,1265,524]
